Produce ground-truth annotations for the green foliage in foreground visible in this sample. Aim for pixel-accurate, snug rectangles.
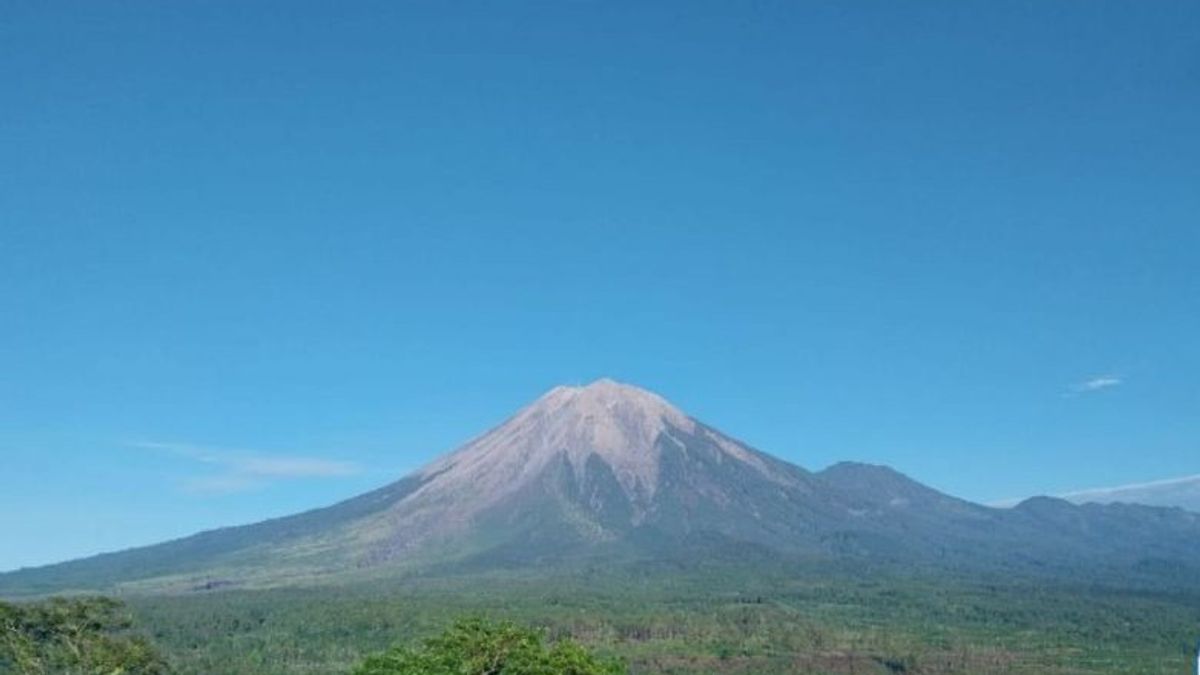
[0,596,168,675]
[353,617,625,675]
[7,563,1200,674]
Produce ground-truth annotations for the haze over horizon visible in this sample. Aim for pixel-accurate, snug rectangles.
[3,1,1197,572]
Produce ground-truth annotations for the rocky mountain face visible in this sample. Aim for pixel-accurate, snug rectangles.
[346,379,834,566]
[4,379,1200,595]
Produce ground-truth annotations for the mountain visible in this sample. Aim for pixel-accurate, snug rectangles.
[1060,474,1200,513]
[4,379,1200,596]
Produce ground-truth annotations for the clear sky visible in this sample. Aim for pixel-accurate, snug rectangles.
[2,1,1197,572]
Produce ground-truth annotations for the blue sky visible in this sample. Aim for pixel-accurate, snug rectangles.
[2,1,1197,571]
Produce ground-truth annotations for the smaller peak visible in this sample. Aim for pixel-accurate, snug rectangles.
[1015,495,1075,510]
[821,461,901,476]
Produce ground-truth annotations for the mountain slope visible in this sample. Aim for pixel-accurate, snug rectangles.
[4,379,1200,595]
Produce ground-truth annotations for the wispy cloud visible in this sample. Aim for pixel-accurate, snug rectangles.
[1060,473,1200,502]
[130,441,361,494]
[1067,375,1122,396]
[990,473,1200,510]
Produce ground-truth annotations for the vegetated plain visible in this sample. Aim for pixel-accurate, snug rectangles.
[123,560,1200,675]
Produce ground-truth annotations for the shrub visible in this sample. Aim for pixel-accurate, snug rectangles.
[352,617,624,675]
[0,596,168,675]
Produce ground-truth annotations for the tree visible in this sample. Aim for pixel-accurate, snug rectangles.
[352,617,625,675]
[0,596,168,675]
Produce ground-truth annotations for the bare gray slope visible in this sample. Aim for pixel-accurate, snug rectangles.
[347,379,826,562]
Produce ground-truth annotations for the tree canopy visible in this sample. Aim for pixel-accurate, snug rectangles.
[0,596,168,675]
[352,617,624,675]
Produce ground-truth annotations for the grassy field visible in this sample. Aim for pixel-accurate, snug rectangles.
[124,565,1200,674]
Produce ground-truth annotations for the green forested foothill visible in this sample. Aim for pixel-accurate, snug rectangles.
[118,566,1200,675]
[4,564,1198,674]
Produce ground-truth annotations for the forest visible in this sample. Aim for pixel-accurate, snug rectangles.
[5,564,1198,674]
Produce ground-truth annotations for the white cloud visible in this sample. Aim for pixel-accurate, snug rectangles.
[181,474,264,495]
[131,441,361,494]
[1060,473,1200,502]
[1068,375,1122,395]
[991,473,1200,512]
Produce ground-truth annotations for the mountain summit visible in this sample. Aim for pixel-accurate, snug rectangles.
[419,379,695,508]
[4,380,1200,595]
[409,379,798,529]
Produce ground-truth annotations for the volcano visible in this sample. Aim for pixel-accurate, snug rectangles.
[4,379,1199,595]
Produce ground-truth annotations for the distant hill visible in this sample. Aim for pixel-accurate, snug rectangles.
[1060,475,1200,513]
[4,379,1200,596]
